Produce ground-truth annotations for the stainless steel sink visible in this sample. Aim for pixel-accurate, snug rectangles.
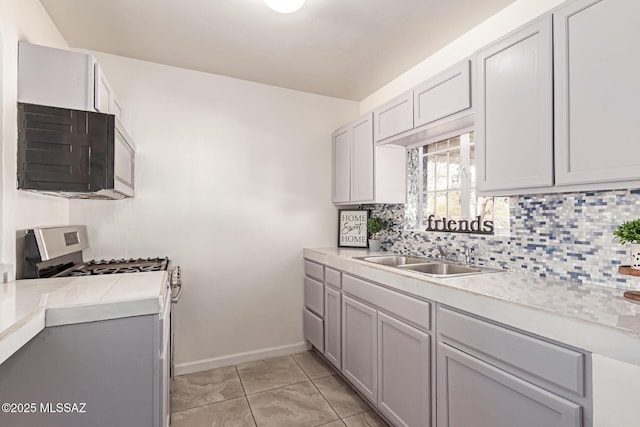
[355,255,503,277]
[398,263,479,275]
[398,262,503,277]
[355,255,433,267]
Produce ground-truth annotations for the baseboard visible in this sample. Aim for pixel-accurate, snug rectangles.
[174,341,310,375]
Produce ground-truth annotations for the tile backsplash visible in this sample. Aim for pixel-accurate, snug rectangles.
[365,189,640,290]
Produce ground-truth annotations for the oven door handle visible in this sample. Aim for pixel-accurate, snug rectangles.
[171,285,182,303]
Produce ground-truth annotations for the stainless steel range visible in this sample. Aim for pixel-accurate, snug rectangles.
[18,223,182,304]
[16,225,182,424]
[18,225,174,279]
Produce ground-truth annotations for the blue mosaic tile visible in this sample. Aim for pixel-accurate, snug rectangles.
[361,153,640,289]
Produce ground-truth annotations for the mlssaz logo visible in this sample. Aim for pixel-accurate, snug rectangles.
[425,215,494,235]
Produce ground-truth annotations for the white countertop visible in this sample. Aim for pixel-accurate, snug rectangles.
[0,271,167,365]
[304,247,640,366]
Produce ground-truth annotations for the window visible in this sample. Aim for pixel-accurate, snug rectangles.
[417,131,510,235]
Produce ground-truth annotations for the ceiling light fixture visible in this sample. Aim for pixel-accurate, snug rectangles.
[264,0,305,14]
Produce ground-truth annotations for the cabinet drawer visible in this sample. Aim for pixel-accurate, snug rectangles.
[304,260,324,282]
[304,276,324,317]
[325,268,341,289]
[303,308,324,352]
[342,274,430,331]
[438,306,585,396]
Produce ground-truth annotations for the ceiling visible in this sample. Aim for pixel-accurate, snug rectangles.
[40,0,516,101]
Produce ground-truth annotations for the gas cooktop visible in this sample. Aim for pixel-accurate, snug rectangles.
[66,257,169,277]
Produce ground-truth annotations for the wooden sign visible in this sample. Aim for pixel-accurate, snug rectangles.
[338,210,369,248]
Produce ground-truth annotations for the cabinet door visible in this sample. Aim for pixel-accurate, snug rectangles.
[475,16,553,192]
[414,60,471,128]
[342,295,377,403]
[333,126,351,203]
[378,312,431,427]
[373,91,414,142]
[110,96,123,120]
[554,0,640,185]
[324,286,341,370]
[437,343,581,427]
[351,113,374,203]
[18,42,93,112]
[94,63,111,113]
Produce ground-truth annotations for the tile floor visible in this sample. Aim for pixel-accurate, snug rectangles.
[170,351,389,427]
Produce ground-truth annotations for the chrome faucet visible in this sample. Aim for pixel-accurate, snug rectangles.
[462,244,472,265]
[435,244,448,259]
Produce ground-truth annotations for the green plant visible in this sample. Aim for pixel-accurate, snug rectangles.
[613,219,640,244]
[367,217,387,239]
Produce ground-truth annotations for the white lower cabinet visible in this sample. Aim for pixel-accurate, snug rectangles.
[437,306,589,427]
[0,315,162,427]
[378,312,431,427]
[437,344,581,427]
[303,308,324,353]
[341,272,433,427]
[341,295,378,403]
[303,259,592,427]
[324,285,342,369]
[303,260,324,352]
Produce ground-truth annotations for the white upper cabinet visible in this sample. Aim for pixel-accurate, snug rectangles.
[373,91,414,142]
[351,115,375,202]
[475,16,554,193]
[554,0,640,186]
[95,63,123,118]
[414,60,471,128]
[332,126,351,204]
[332,113,406,205]
[94,63,111,113]
[18,42,122,120]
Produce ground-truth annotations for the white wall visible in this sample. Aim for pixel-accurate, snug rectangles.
[0,0,70,278]
[68,53,358,370]
[360,0,566,113]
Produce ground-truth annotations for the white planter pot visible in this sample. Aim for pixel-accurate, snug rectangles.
[632,243,640,270]
[368,239,381,252]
